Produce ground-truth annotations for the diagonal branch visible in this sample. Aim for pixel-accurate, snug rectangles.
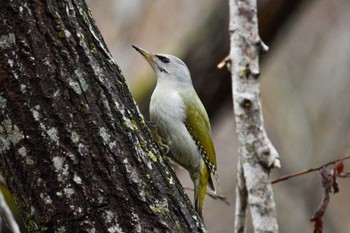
[272,155,350,184]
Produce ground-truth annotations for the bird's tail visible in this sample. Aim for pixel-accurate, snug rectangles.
[193,161,210,219]
[208,173,216,193]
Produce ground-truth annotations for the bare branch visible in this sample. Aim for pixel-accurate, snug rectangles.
[310,167,334,233]
[272,157,350,232]
[272,155,350,184]
[229,0,279,232]
[184,187,230,206]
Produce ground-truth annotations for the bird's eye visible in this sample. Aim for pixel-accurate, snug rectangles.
[156,55,170,64]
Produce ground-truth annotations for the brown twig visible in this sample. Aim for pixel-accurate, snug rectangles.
[184,187,230,206]
[310,169,330,233]
[272,156,350,232]
[310,165,340,233]
[271,155,350,184]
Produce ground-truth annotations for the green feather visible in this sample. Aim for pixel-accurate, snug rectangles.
[181,92,218,188]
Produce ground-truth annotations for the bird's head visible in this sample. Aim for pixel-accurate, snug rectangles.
[132,45,192,87]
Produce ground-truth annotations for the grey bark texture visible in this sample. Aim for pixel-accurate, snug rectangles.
[0,0,206,232]
[229,0,279,232]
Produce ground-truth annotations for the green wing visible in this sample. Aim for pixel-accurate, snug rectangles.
[182,92,218,180]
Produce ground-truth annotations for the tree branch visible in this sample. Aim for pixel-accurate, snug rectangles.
[272,156,350,184]
[184,187,230,206]
[229,0,279,232]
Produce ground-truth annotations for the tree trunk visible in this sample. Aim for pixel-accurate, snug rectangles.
[0,0,206,232]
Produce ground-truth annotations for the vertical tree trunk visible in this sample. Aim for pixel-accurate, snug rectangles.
[229,0,280,232]
[0,0,206,232]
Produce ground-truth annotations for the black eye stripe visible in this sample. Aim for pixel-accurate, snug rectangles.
[156,55,170,64]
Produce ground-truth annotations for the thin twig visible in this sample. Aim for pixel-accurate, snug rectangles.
[310,166,334,233]
[271,155,350,184]
[184,187,230,206]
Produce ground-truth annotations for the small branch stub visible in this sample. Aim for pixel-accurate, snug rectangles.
[240,98,252,110]
[217,55,231,71]
[255,37,269,53]
[257,143,280,168]
[250,67,260,79]
[238,93,255,111]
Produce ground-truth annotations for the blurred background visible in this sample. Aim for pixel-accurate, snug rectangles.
[3,0,350,232]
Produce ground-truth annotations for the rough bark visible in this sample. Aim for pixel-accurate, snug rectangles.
[0,0,206,232]
[229,0,280,232]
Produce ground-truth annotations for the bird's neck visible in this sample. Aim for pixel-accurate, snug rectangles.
[155,73,194,93]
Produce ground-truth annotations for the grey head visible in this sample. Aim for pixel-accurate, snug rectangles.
[132,45,193,88]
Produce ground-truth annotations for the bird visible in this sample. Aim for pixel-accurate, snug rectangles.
[132,45,218,219]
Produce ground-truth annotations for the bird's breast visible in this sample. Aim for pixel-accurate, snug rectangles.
[149,89,202,170]
[150,89,186,123]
